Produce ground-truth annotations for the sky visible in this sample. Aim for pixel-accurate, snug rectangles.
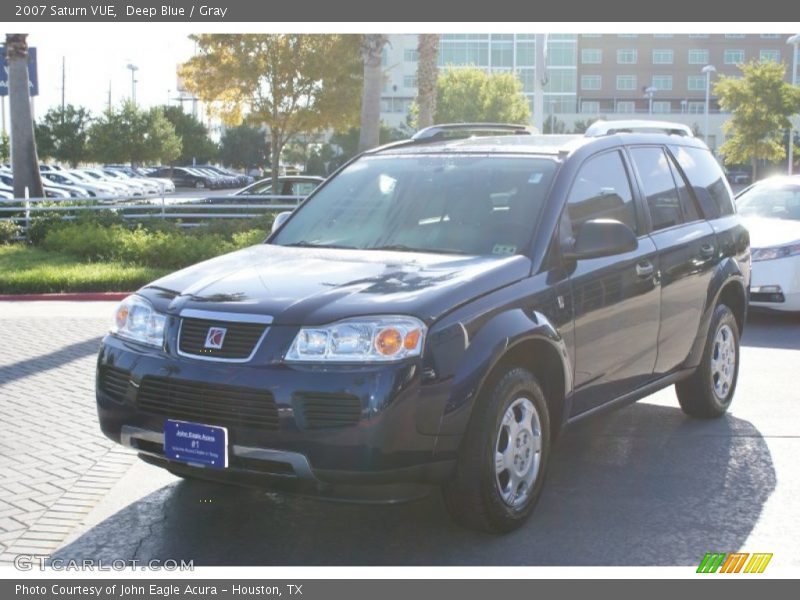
[16,31,197,119]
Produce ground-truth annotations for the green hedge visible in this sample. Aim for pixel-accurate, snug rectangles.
[39,216,272,270]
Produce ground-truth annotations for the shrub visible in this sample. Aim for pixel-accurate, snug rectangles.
[232,229,268,248]
[26,213,67,246]
[0,220,20,245]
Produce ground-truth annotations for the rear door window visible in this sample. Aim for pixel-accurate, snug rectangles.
[567,150,638,235]
[630,147,683,231]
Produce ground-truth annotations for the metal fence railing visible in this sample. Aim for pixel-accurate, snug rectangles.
[0,193,304,239]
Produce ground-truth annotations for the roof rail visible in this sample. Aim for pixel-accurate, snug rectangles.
[585,119,693,138]
[411,123,535,142]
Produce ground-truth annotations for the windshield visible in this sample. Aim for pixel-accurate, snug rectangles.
[271,154,558,256]
[737,182,800,220]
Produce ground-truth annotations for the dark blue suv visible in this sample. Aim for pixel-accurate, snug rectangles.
[96,122,750,532]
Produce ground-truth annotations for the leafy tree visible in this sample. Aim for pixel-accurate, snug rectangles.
[218,124,267,170]
[358,35,389,152]
[543,115,566,134]
[411,68,531,127]
[179,34,362,191]
[88,102,181,166]
[35,105,92,167]
[329,125,406,169]
[715,60,800,179]
[416,35,440,129]
[0,132,9,163]
[572,117,601,134]
[160,105,218,165]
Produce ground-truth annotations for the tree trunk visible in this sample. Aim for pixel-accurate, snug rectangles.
[270,130,281,196]
[416,34,439,130]
[6,34,44,198]
[751,155,758,182]
[358,35,388,153]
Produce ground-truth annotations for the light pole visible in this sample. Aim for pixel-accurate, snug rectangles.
[787,34,800,175]
[645,86,656,114]
[702,65,716,148]
[126,63,139,105]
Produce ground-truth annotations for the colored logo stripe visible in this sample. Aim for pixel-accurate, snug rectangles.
[697,553,726,573]
[744,553,773,573]
[697,552,773,573]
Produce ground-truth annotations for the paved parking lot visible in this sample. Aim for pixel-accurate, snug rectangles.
[1,301,798,566]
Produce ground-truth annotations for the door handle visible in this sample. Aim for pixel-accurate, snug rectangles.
[636,260,654,279]
[700,243,716,259]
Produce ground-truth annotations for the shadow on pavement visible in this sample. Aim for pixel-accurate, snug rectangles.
[742,311,800,350]
[53,402,775,566]
[0,336,102,386]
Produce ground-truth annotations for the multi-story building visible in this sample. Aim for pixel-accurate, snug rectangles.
[380,34,578,129]
[380,33,799,150]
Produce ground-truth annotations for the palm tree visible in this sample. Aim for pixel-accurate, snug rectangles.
[6,34,44,198]
[357,35,388,152]
[416,34,440,130]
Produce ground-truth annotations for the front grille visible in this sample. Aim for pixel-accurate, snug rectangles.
[294,393,363,429]
[137,376,279,431]
[99,365,130,402]
[178,317,267,360]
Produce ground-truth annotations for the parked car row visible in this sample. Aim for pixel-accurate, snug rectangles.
[146,165,254,190]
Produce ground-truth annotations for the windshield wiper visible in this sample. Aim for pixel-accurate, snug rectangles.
[370,244,468,255]
[281,241,357,249]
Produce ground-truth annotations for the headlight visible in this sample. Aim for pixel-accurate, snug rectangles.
[285,316,426,363]
[110,295,167,348]
[752,242,800,262]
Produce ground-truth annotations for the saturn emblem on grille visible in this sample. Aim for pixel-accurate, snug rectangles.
[204,327,227,349]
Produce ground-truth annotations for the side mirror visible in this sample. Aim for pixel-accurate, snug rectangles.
[564,218,637,261]
[271,211,292,233]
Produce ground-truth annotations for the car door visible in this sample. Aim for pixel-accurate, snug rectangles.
[627,146,718,376]
[565,149,661,416]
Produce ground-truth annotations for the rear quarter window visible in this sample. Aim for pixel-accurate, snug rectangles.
[669,145,735,218]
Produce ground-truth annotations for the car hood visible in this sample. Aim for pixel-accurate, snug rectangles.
[741,217,800,249]
[144,244,531,325]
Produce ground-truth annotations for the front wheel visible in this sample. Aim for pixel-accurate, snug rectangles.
[675,303,740,418]
[442,367,550,533]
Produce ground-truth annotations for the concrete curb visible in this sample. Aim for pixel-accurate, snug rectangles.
[0,292,130,301]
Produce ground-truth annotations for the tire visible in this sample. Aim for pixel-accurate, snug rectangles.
[442,367,550,533]
[675,303,740,419]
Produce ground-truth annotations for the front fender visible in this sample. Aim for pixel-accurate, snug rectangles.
[420,307,571,437]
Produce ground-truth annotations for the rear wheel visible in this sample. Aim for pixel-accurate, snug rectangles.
[676,303,740,418]
[443,367,550,533]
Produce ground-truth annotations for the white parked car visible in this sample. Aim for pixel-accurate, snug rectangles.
[68,170,126,198]
[737,176,800,312]
[101,169,161,196]
[81,169,146,197]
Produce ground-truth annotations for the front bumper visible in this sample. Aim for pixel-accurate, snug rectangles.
[96,334,458,487]
[749,254,800,312]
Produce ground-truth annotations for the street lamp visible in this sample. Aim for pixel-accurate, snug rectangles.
[702,65,716,148]
[126,63,139,105]
[645,86,657,114]
[787,34,800,175]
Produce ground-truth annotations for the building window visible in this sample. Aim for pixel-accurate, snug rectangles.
[724,49,745,64]
[380,97,414,113]
[547,69,577,93]
[687,75,707,91]
[616,75,637,91]
[403,49,418,62]
[581,48,602,64]
[519,69,535,93]
[439,40,489,67]
[403,75,417,88]
[652,101,672,113]
[651,75,673,91]
[688,49,709,64]
[617,49,637,64]
[516,41,535,67]
[687,101,706,114]
[547,42,577,67]
[491,41,514,67]
[616,101,636,113]
[580,75,602,90]
[653,49,674,64]
[581,101,601,114]
[381,49,389,66]
[760,49,780,62]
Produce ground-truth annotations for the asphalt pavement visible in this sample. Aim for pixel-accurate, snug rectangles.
[2,302,798,566]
